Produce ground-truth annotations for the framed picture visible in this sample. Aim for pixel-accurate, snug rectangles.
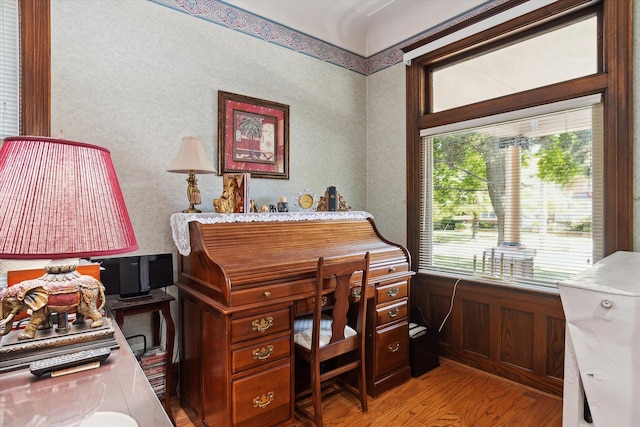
[218,91,289,179]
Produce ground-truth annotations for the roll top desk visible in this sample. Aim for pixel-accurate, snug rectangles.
[170,212,414,427]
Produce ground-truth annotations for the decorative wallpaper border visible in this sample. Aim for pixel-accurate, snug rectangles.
[149,0,508,76]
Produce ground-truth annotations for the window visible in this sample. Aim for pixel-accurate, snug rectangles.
[421,99,603,287]
[0,0,19,139]
[405,0,632,289]
[431,15,598,112]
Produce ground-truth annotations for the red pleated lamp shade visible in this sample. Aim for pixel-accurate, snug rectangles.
[0,136,138,259]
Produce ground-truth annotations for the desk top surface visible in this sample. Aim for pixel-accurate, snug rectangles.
[0,319,172,426]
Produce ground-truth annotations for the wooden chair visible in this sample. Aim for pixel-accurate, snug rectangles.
[294,252,370,426]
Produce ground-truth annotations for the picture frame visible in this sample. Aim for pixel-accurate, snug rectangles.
[218,91,290,179]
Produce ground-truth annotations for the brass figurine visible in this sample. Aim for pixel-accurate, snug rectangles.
[213,175,236,213]
[213,174,250,213]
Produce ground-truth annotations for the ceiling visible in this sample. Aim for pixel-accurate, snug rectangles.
[222,0,487,57]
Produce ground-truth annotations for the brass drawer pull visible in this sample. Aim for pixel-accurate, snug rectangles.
[387,287,400,297]
[252,345,274,361]
[312,296,328,306]
[252,316,274,333]
[388,341,400,353]
[253,391,275,408]
[264,291,271,298]
[388,266,396,273]
[387,307,399,318]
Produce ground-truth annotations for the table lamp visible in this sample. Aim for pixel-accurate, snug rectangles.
[0,136,138,341]
[167,136,217,213]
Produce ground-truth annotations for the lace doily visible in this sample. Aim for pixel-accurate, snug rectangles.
[170,211,373,256]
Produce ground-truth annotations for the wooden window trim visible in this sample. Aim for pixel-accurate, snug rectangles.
[406,0,632,266]
[20,0,50,136]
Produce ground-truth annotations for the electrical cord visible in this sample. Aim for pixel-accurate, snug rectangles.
[438,278,461,333]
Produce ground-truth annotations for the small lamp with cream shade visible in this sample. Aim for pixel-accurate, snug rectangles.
[167,136,217,213]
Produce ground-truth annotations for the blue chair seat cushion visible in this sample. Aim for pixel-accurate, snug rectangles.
[294,314,357,350]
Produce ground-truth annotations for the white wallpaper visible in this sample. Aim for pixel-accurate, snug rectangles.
[366,64,407,246]
[50,0,370,259]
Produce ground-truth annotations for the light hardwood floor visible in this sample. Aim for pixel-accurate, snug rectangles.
[171,358,563,427]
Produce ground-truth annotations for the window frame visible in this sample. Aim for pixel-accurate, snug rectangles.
[405,0,632,279]
[19,0,50,136]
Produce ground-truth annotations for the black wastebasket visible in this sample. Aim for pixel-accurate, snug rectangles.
[409,307,439,378]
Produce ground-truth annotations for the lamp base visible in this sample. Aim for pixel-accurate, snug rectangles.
[0,318,117,373]
[182,204,202,213]
[0,261,115,372]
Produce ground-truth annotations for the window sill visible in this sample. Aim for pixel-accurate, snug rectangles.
[418,269,561,297]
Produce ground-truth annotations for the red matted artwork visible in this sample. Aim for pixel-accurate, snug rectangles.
[218,91,289,179]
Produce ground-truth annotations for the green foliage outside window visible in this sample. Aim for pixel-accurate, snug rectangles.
[431,129,592,247]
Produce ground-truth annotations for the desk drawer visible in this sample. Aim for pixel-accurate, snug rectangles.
[232,279,314,307]
[231,308,290,344]
[376,281,408,305]
[374,321,409,378]
[294,294,335,317]
[232,334,290,374]
[369,262,409,281]
[375,299,407,327]
[232,362,291,427]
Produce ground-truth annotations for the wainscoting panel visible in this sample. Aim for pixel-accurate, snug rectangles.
[462,300,490,357]
[501,308,534,369]
[546,316,566,379]
[414,273,565,396]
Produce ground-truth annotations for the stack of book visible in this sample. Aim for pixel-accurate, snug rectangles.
[139,346,167,399]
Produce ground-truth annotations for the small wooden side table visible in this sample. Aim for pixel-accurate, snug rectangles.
[107,289,175,425]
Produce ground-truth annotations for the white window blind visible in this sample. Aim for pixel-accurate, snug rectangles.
[420,100,603,288]
[0,0,19,140]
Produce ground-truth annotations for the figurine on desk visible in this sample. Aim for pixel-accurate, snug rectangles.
[316,185,351,212]
[213,173,251,213]
[0,266,107,341]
